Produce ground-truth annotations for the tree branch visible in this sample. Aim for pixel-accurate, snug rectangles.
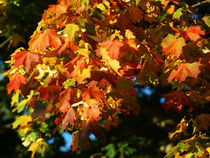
[191,0,210,8]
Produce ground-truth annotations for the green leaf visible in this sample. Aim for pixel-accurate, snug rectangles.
[157,12,168,22]
[102,144,116,158]
[177,142,185,152]
[22,132,38,147]
[40,122,48,133]
[63,78,75,88]
[173,8,183,19]
[203,15,210,27]
[97,3,105,11]
[63,24,79,41]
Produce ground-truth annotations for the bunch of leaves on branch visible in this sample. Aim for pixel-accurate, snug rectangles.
[6,0,210,157]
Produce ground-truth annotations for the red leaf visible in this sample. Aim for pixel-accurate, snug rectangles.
[88,120,105,139]
[82,87,104,102]
[162,91,192,112]
[100,39,124,60]
[38,86,62,101]
[7,73,26,94]
[62,107,76,131]
[13,50,39,71]
[185,26,205,41]
[29,29,62,51]
[128,6,143,23]
[89,87,104,101]
[59,89,72,113]
[168,61,201,82]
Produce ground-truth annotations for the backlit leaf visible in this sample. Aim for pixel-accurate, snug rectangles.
[7,73,26,94]
[185,26,205,41]
[29,29,62,51]
[13,50,39,71]
[100,40,124,60]
[168,62,201,82]
[161,34,185,59]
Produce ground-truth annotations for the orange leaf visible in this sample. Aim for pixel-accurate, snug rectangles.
[38,86,62,101]
[81,99,101,121]
[7,73,26,94]
[162,91,192,112]
[71,131,79,152]
[13,50,39,71]
[168,62,201,82]
[166,5,175,14]
[161,34,185,59]
[29,29,62,52]
[185,26,205,41]
[100,39,124,60]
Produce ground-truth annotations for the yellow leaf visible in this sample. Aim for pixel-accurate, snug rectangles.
[207,147,210,155]
[77,48,90,57]
[42,57,57,65]
[28,142,39,158]
[99,48,121,76]
[167,5,175,15]
[12,115,32,129]
[125,30,136,39]
[28,138,48,158]
[11,89,20,107]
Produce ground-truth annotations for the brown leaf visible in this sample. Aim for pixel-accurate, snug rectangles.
[38,86,62,101]
[162,91,192,112]
[195,114,210,131]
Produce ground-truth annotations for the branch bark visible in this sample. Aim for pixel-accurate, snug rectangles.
[191,0,210,8]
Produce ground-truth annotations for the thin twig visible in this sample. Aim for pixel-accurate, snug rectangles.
[0,36,12,48]
[191,0,210,8]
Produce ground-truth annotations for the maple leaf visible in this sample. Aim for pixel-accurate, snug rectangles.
[97,48,121,76]
[161,34,185,59]
[29,29,62,52]
[38,86,62,101]
[168,61,201,82]
[185,26,205,41]
[43,4,67,20]
[63,24,79,41]
[81,99,101,121]
[59,89,71,113]
[62,107,76,131]
[162,91,192,112]
[13,50,39,71]
[7,73,26,94]
[100,39,124,60]
[82,87,104,102]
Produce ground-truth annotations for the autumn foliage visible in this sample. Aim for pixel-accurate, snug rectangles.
[6,0,209,157]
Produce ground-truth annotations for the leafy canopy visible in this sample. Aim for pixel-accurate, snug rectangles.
[6,0,209,157]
